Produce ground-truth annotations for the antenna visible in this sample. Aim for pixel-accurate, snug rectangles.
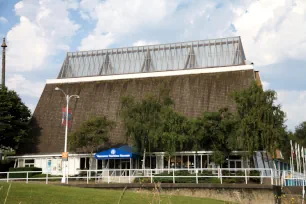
[1,37,7,88]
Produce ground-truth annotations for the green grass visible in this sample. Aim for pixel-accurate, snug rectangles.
[0,182,225,204]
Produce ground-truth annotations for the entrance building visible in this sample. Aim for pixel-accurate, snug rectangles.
[95,146,141,173]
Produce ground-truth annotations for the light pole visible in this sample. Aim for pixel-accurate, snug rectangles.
[55,87,79,184]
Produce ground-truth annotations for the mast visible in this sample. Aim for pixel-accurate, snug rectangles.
[1,37,7,88]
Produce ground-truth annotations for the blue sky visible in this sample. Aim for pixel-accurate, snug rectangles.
[0,0,305,131]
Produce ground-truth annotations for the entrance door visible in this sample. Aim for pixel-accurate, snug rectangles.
[229,160,242,175]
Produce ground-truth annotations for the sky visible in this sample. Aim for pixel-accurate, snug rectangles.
[0,0,305,131]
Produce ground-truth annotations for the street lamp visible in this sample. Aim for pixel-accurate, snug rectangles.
[55,87,79,184]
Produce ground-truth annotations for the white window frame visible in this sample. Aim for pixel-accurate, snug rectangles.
[24,159,35,167]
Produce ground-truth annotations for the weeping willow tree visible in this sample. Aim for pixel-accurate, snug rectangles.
[157,106,189,156]
[188,108,237,165]
[120,87,190,168]
[230,82,286,156]
[120,95,165,154]
[120,81,288,166]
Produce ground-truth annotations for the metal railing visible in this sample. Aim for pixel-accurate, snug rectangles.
[0,168,297,186]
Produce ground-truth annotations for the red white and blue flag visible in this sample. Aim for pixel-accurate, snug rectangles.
[62,108,72,127]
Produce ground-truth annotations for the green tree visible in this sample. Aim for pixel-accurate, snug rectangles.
[230,82,286,156]
[120,87,191,157]
[120,90,191,168]
[120,85,175,152]
[294,122,306,147]
[0,87,31,151]
[277,130,294,161]
[189,108,237,165]
[69,116,115,153]
[157,106,189,155]
[120,95,163,154]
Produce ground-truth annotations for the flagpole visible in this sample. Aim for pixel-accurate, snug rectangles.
[300,145,302,174]
[302,147,305,177]
[291,140,294,172]
[295,142,298,174]
[55,87,79,184]
[294,142,299,172]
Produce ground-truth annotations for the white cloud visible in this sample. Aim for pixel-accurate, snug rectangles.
[7,17,48,72]
[26,103,36,114]
[234,0,306,65]
[277,90,306,130]
[0,17,8,23]
[78,0,182,50]
[6,0,80,72]
[78,32,115,51]
[77,0,306,66]
[262,81,270,91]
[6,74,44,98]
[132,40,160,47]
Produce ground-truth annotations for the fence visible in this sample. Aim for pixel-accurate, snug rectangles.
[1,168,299,186]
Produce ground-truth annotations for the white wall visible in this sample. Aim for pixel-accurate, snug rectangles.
[18,156,81,176]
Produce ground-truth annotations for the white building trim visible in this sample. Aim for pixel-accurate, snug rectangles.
[47,65,254,84]
[7,153,92,159]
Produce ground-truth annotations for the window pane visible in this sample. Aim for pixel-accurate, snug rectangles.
[25,159,35,164]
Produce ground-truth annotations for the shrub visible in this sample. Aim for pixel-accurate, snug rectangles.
[249,170,260,183]
[221,170,245,183]
[198,171,220,183]
[134,170,259,184]
[8,167,42,178]
[149,170,221,184]
[134,177,151,183]
[0,160,15,173]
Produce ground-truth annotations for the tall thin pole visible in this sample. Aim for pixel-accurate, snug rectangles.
[1,37,7,88]
[64,95,69,183]
[55,87,79,184]
[61,95,69,184]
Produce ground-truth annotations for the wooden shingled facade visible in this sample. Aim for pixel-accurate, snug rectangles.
[20,69,255,154]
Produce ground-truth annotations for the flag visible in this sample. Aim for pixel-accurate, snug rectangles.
[62,108,72,127]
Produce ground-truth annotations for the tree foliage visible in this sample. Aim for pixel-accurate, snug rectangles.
[120,89,236,163]
[157,106,189,155]
[230,82,286,156]
[69,116,115,153]
[120,81,288,165]
[120,88,183,155]
[191,108,237,164]
[0,87,31,151]
[294,122,306,147]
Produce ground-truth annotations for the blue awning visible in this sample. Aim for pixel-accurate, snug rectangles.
[95,146,139,160]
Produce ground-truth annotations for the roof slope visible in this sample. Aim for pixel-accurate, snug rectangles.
[21,69,255,154]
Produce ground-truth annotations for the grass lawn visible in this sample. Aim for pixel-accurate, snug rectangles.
[0,182,225,204]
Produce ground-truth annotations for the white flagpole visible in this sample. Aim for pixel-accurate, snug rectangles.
[299,144,302,174]
[295,142,298,173]
[298,144,300,173]
[290,140,294,172]
[302,147,305,176]
[298,144,301,173]
[304,148,306,176]
[304,148,306,178]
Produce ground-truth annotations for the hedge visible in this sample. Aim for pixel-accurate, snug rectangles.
[8,167,42,178]
[134,170,261,184]
[134,170,221,184]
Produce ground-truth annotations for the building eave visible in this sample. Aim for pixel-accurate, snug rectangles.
[47,65,254,85]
